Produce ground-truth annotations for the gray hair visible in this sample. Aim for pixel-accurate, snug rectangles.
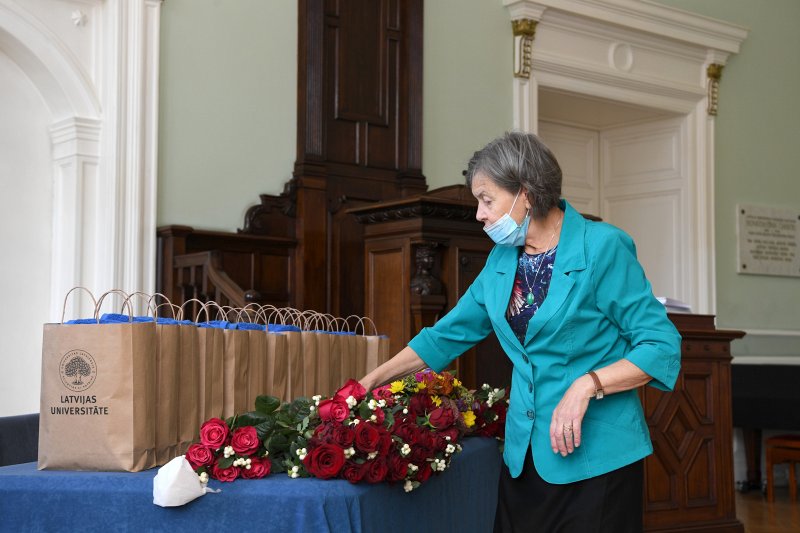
[464,131,562,219]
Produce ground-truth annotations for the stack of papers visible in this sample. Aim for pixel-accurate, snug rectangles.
[656,297,691,314]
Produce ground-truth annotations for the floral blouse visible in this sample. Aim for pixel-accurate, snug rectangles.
[506,246,558,344]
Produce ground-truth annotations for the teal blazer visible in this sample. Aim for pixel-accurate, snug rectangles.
[408,199,681,483]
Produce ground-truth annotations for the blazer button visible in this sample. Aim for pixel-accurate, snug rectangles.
[528,382,533,393]
[522,355,529,364]
[526,410,534,420]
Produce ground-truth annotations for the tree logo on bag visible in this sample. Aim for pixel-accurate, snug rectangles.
[59,350,97,392]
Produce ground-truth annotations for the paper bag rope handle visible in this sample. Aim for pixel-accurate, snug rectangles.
[60,287,98,324]
[94,290,133,322]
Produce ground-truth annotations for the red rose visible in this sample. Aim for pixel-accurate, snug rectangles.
[387,453,410,482]
[186,443,214,469]
[416,429,436,450]
[377,430,393,456]
[428,406,456,430]
[415,462,432,483]
[411,445,432,463]
[371,385,395,405]
[364,457,389,483]
[211,459,239,482]
[341,460,366,484]
[354,422,381,453]
[335,379,367,402]
[371,407,386,426]
[200,418,229,449]
[437,427,460,449]
[303,443,345,479]
[231,426,260,455]
[332,424,355,448]
[392,421,418,445]
[241,457,271,479]
[314,422,334,442]
[409,394,433,416]
[318,397,350,423]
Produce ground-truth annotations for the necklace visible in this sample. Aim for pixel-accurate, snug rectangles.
[522,214,562,306]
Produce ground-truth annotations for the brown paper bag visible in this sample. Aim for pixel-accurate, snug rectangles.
[266,330,290,403]
[197,325,224,424]
[176,320,199,455]
[246,329,267,410]
[38,289,156,471]
[338,332,359,384]
[222,326,250,418]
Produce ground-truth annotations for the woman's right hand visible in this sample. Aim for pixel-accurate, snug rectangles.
[358,346,426,392]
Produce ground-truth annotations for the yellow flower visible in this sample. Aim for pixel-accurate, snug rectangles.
[463,410,476,428]
[416,382,427,391]
[431,395,442,407]
[389,380,405,394]
[453,378,461,387]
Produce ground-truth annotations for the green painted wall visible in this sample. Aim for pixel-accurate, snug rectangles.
[655,0,800,349]
[158,0,297,231]
[423,0,513,189]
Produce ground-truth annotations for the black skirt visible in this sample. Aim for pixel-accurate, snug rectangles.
[494,449,644,533]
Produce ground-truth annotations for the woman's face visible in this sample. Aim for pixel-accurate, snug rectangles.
[471,172,528,228]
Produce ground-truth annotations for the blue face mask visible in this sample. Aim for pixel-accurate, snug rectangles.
[483,190,530,247]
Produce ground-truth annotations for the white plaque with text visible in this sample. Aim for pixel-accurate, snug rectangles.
[737,203,800,277]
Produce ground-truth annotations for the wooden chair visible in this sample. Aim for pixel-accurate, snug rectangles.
[765,434,800,502]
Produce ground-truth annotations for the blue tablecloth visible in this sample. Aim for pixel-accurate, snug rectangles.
[0,437,501,533]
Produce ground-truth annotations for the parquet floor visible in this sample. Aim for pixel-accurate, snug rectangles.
[736,487,800,533]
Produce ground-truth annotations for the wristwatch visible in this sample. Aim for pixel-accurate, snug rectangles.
[588,371,604,399]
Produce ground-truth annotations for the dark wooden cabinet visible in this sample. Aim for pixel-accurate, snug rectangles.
[642,314,744,532]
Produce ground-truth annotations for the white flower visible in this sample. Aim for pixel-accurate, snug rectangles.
[368,399,378,410]
[296,447,308,461]
[245,464,252,470]
[290,472,299,479]
[346,395,358,408]
[404,480,414,493]
[263,450,270,457]
[309,405,316,412]
[402,408,408,415]
[445,435,451,441]
[351,418,360,426]
[367,451,379,460]
[482,383,491,390]
[198,472,209,484]
[400,443,411,457]
[291,465,300,473]
[456,444,462,453]
[407,463,418,473]
[369,414,377,422]
[312,395,322,402]
[378,399,386,408]
[446,444,456,454]
[223,446,234,458]
[344,447,356,459]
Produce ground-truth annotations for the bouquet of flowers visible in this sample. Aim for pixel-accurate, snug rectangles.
[187,370,507,492]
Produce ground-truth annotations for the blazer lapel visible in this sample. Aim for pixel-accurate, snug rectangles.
[485,246,524,349]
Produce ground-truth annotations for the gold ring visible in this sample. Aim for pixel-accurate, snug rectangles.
[563,425,573,432]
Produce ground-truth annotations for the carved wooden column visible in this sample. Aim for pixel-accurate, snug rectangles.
[409,242,446,336]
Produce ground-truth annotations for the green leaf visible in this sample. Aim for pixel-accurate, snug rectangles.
[270,458,286,474]
[218,455,235,469]
[267,432,290,454]
[235,411,270,428]
[254,419,275,440]
[255,395,281,415]
[383,410,394,428]
[359,402,371,419]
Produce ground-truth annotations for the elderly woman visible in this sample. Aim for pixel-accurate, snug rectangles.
[360,131,681,532]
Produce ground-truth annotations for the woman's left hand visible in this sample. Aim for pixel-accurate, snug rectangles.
[549,374,595,457]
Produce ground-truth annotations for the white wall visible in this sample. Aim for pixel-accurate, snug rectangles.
[0,50,53,416]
